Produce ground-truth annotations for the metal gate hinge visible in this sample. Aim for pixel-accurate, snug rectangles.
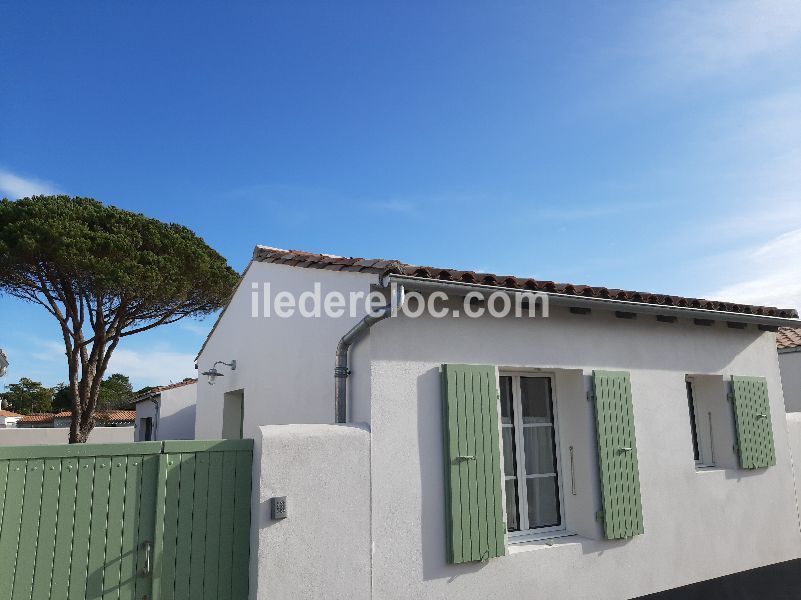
[595,510,604,522]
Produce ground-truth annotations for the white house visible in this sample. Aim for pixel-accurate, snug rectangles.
[4,410,135,444]
[778,328,801,413]
[196,246,801,600]
[0,409,21,428]
[134,378,197,441]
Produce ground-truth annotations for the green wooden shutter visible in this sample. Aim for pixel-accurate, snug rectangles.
[441,364,505,563]
[592,370,644,540]
[731,376,776,469]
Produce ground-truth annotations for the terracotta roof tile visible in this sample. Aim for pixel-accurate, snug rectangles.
[0,410,22,418]
[252,246,799,319]
[17,413,54,424]
[18,410,135,425]
[778,327,801,350]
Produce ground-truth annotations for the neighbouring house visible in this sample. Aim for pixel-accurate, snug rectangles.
[0,409,21,428]
[778,327,801,413]
[0,410,135,445]
[133,378,197,441]
[196,246,801,600]
[16,410,136,428]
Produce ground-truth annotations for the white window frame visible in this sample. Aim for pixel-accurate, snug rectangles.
[686,376,717,469]
[499,371,566,541]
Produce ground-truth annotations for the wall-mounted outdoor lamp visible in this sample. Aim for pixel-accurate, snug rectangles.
[201,360,236,385]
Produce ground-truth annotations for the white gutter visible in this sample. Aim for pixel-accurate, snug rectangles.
[334,282,406,423]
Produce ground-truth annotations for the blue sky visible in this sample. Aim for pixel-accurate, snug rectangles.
[1,1,800,390]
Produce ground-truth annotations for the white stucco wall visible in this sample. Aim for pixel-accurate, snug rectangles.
[786,413,801,519]
[195,261,376,441]
[366,305,801,599]
[256,423,371,600]
[136,383,197,441]
[780,351,801,413]
[0,426,134,445]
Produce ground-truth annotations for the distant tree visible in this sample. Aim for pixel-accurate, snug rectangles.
[53,373,136,412]
[52,383,71,412]
[97,373,134,409]
[0,196,238,442]
[0,377,54,415]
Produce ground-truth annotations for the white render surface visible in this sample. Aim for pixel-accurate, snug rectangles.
[194,261,801,599]
[256,423,371,600]
[366,306,801,599]
[195,261,375,440]
[780,351,801,413]
[135,382,197,441]
[786,413,801,514]
[0,426,133,445]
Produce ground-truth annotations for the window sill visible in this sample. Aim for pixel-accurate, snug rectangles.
[507,531,578,553]
[695,464,724,472]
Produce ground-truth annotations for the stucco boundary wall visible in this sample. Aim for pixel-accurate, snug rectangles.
[786,413,801,525]
[255,423,371,600]
[0,426,133,445]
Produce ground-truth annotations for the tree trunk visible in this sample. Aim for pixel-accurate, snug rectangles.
[69,422,91,444]
[68,356,100,444]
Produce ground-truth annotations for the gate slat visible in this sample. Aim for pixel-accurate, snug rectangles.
[148,454,168,600]
[0,459,29,599]
[189,452,210,599]
[231,450,252,600]
[68,456,96,600]
[203,452,224,600]
[174,453,197,598]
[0,460,9,535]
[51,457,79,600]
[31,458,62,600]
[86,456,113,600]
[159,453,182,600]
[102,456,128,600]
[135,455,158,600]
[217,451,237,600]
[13,458,45,600]
[119,456,141,599]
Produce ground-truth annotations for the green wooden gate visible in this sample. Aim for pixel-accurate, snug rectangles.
[0,439,252,600]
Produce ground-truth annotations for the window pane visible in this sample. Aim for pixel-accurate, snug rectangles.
[686,380,700,462]
[520,377,552,424]
[501,427,516,476]
[499,376,513,424]
[526,476,560,528]
[505,479,520,532]
[523,427,557,475]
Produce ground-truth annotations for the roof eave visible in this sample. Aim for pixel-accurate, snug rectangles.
[389,275,801,328]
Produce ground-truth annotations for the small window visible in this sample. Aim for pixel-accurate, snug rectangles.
[685,375,739,469]
[499,374,563,536]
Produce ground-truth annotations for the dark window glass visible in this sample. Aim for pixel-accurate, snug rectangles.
[686,381,700,462]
